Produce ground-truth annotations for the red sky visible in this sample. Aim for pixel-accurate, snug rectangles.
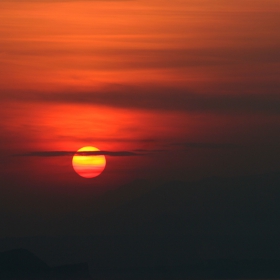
[0,0,279,237]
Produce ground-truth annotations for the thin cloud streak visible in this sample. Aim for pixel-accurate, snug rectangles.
[3,47,279,70]
[15,148,166,158]
[16,150,142,157]
[14,143,243,158]
[173,142,243,149]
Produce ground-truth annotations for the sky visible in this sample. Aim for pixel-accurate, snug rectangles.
[0,0,280,242]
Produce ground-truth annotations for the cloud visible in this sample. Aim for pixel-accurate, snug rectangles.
[3,43,279,71]
[173,142,243,149]
[14,143,243,158]
[17,150,142,157]
[14,148,166,158]
[0,84,280,115]
[5,84,280,115]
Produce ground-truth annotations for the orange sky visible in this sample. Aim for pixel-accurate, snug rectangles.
[0,0,279,192]
[1,0,279,91]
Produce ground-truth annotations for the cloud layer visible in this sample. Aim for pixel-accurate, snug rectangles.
[4,86,280,114]
[17,150,141,157]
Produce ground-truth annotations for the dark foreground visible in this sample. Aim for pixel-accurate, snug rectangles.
[2,248,280,279]
[1,172,280,279]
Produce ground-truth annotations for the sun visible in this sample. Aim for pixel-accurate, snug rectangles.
[72,146,106,178]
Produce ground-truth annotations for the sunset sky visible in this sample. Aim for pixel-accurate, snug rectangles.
[0,0,280,240]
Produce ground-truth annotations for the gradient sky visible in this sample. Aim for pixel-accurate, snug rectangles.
[0,0,280,237]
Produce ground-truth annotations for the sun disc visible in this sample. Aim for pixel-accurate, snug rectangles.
[72,146,106,178]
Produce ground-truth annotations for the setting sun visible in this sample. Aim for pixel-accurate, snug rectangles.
[72,146,106,178]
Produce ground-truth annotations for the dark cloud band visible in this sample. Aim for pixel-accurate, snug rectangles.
[17,150,140,157]
[3,85,280,114]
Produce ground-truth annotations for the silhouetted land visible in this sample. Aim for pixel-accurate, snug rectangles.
[90,259,280,279]
[1,172,280,279]
[0,248,91,279]
[2,248,280,279]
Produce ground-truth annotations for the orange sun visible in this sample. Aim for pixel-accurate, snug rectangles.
[72,146,106,178]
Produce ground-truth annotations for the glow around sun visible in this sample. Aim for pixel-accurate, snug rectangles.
[72,146,106,178]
